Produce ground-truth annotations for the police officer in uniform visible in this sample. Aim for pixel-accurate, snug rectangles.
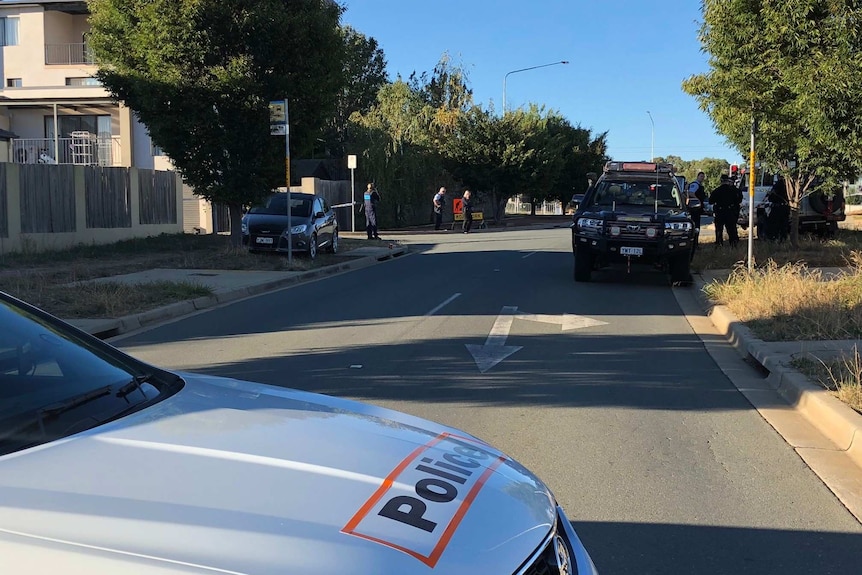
[363,183,381,239]
[708,174,742,247]
[687,171,707,259]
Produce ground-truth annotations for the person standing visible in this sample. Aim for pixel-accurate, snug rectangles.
[709,174,741,247]
[687,171,707,259]
[433,186,446,231]
[461,189,474,233]
[363,183,381,239]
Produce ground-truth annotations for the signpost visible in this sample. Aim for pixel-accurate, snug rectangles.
[348,154,357,232]
[270,100,292,265]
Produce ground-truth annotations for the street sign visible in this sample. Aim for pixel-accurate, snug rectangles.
[269,101,287,136]
[347,154,357,169]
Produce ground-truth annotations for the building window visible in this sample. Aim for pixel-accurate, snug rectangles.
[65,77,102,87]
[0,17,19,46]
[6,78,21,87]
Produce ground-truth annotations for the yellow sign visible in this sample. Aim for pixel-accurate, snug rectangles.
[285,158,291,187]
[454,211,484,221]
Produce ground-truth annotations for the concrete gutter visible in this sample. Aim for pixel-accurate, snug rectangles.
[66,245,408,339]
[694,274,862,471]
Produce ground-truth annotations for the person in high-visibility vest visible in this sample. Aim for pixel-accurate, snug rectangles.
[363,183,381,239]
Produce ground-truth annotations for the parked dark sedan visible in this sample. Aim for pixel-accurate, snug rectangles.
[241,192,338,259]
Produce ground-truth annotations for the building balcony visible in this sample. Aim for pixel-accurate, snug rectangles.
[45,43,95,66]
[11,136,122,167]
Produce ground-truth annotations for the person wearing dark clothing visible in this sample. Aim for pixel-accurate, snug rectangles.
[363,183,381,239]
[433,187,446,231]
[461,189,474,233]
[765,177,790,241]
[709,174,741,247]
[687,171,707,260]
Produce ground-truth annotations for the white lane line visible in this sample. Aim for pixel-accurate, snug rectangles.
[522,251,538,259]
[425,293,461,316]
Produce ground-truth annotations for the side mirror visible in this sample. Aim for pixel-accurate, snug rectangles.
[315,211,325,218]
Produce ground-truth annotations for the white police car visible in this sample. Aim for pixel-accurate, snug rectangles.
[0,292,598,574]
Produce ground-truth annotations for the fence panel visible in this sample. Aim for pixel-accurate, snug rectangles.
[85,166,131,229]
[20,164,76,233]
[0,163,6,238]
[139,170,177,225]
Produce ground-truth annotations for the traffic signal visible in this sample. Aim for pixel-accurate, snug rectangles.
[730,164,739,181]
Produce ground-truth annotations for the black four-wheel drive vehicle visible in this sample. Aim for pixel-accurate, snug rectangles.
[571,161,696,285]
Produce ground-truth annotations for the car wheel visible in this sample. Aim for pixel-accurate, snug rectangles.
[308,234,318,260]
[574,249,592,282]
[328,229,339,254]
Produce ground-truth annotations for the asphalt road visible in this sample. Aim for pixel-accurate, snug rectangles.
[116,226,862,574]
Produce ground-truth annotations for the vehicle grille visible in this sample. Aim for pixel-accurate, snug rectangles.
[615,224,661,241]
[515,531,572,575]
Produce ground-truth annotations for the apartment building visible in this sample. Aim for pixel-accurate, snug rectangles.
[0,0,212,232]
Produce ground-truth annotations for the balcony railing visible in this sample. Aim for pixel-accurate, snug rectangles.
[11,136,121,167]
[45,43,95,65]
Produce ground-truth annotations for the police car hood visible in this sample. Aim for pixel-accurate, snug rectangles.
[0,374,556,574]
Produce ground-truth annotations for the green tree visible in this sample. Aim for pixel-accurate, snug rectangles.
[323,26,388,159]
[88,0,345,244]
[349,80,448,228]
[682,0,862,247]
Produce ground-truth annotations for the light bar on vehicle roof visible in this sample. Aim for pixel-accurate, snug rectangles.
[604,161,675,173]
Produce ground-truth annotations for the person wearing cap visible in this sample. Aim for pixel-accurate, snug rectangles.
[709,174,742,247]
[363,183,381,239]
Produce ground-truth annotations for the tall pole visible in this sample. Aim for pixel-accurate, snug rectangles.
[646,111,655,161]
[285,99,292,267]
[503,60,569,113]
[748,113,757,272]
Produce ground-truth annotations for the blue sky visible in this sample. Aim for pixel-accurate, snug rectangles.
[340,0,743,165]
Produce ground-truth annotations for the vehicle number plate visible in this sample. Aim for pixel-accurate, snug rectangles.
[620,246,643,256]
[256,237,274,244]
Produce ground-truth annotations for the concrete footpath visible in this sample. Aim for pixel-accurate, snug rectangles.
[66,243,407,339]
[692,271,862,521]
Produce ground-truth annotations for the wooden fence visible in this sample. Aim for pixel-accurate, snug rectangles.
[0,162,183,254]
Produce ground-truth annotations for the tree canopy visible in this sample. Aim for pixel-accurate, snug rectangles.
[682,0,862,245]
[88,0,345,243]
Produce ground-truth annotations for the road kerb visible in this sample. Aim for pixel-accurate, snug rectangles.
[71,248,407,339]
[696,279,862,471]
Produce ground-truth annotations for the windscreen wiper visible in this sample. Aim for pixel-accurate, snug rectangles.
[116,374,153,399]
[37,385,113,421]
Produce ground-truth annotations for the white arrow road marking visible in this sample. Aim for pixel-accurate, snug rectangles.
[466,306,523,373]
[516,313,609,331]
[466,307,608,372]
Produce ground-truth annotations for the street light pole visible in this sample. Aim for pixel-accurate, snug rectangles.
[646,111,655,161]
[503,60,569,113]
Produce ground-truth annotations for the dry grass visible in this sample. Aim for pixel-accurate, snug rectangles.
[703,253,862,341]
[792,348,862,414]
[693,225,862,270]
[0,233,369,318]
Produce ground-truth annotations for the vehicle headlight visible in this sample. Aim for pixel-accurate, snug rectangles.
[286,224,307,235]
[664,221,692,232]
[577,218,603,231]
